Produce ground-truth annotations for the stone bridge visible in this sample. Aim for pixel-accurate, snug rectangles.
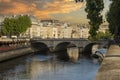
[30,38,110,56]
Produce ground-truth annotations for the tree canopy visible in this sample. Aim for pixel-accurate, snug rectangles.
[107,0,120,35]
[96,30,113,40]
[1,15,31,37]
[85,0,104,40]
[75,0,104,40]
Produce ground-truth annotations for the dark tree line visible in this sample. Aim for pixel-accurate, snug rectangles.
[76,0,104,40]
[76,0,120,40]
[107,0,120,36]
[85,0,104,40]
[1,15,31,37]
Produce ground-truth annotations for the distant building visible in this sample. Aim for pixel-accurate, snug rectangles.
[23,20,91,39]
[1,15,109,39]
[40,19,59,23]
[99,24,109,33]
[62,27,72,38]
[81,24,89,38]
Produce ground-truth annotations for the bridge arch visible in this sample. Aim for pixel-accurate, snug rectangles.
[83,42,101,57]
[54,42,77,61]
[55,42,70,51]
[54,42,77,51]
[31,42,49,53]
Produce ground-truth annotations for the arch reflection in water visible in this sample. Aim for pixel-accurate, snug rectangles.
[29,55,100,80]
[0,55,31,80]
[30,56,67,80]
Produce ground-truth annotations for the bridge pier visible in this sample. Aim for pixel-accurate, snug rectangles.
[48,46,54,52]
[78,47,84,57]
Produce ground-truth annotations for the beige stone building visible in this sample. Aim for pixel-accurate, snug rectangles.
[80,25,89,38]
[22,19,109,39]
[23,22,90,39]
[99,24,109,33]
[62,27,72,38]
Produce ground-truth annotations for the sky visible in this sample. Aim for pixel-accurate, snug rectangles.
[0,0,111,24]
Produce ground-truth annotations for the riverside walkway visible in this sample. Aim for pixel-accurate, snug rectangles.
[95,44,120,80]
[0,38,30,52]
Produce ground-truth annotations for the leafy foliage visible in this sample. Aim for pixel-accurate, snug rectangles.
[1,15,31,37]
[95,30,113,40]
[107,0,120,35]
[85,0,104,40]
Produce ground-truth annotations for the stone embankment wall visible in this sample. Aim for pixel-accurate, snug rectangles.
[0,47,34,62]
[95,45,120,80]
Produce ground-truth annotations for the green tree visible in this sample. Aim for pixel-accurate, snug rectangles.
[1,15,31,37]
[107,0,120,36]
[1,18,9,35]
[96,30,113,40]
[75,0,104,40]
[85,0,104,40]
[1,17,16,36]
[15,15,31,36]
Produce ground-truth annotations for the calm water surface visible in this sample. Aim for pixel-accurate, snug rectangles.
[0,54,100,80]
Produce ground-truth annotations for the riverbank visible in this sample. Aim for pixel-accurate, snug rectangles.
[0,46,34,62]
[95,45,120,80]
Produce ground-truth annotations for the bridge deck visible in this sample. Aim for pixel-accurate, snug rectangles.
[30,38,89,41]
[95,45,120,80]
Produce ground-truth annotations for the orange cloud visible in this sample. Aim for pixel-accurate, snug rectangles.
[33,0,85,18]
[0,1,36,14]
[0,0,11,3]
[0,0,85,19]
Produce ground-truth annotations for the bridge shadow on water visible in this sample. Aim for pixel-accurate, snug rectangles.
[34,48,93,63]
[53,50,70,61]
[33,50,69,61]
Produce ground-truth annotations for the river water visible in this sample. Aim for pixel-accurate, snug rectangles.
[0,53,100,80]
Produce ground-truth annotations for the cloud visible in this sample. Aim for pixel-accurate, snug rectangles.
[33,0,85,19]
[0,0,11,3]
[0,1,36,15]
[0,0,85,19]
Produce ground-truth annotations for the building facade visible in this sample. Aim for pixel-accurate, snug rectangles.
[23,19,91,39]
[0,15,109,39]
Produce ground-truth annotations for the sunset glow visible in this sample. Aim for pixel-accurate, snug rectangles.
[0,0,110,24]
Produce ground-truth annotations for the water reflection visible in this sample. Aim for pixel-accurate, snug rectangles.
[67,47,79,62]
[30,57,100,80]
[0,54,32,80]
[0,53,100,80]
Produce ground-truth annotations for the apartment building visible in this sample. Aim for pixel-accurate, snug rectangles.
[23,21,91,39]
[0,15,91,39]
[0,15,105,39]
[99,24,109,33]
[80,24,89,38]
